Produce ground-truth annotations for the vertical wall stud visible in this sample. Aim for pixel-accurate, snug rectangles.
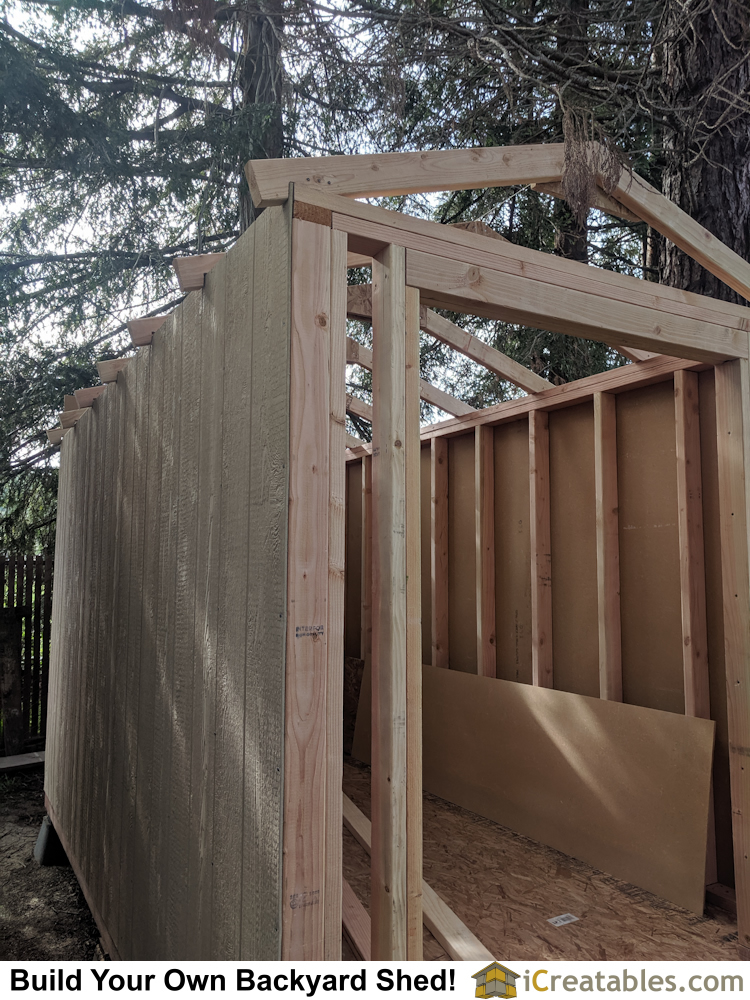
[714,358,750,958]
[370,244,408,960]
[675,370,710,719]
[431,437,449,669]
[282,219,331,960]
[324,229,348,959]
[475,425,496,677]
[404,285,423,959]
[361,455,373,664]
[529,410,553,687]
[594,391,623,701]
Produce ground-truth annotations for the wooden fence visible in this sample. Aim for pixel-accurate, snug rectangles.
[0,553,53,755]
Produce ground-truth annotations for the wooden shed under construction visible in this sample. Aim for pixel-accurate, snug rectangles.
[45,144,750,962]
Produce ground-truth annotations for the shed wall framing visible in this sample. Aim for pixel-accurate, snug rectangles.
[45,144,750,960]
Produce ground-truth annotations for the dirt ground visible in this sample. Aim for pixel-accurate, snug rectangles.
[0,769,99,960]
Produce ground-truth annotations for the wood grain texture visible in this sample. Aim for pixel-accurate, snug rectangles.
[282,218,331,960]
[370,243,408,960]
[44,207,292,961]
[714,358,750,953]
[475,425,496,677]
[529,410,553,687]
[346,334,475,417]
[674,370,710,720]
[342,878,371,960]
[594,392,623,701]
[361,455,373,664]
[346,284,551,395]
[247,145,566,205]
[313,178,750,331]
[406,249,745,365]
[405,284,423,959]
[417,666,714,914]
[342,790,494,961]
[430,438,449,670]
[325,228,347,959]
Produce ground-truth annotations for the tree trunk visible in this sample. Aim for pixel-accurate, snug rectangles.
[238,6,284,232]
[661,2,750,303]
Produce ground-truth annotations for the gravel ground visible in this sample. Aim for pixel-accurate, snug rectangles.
[0,769,99,960]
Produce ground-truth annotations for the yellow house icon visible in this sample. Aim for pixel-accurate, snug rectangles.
[472,963,519,999]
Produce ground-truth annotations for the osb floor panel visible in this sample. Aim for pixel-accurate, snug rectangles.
[342,759,739,961]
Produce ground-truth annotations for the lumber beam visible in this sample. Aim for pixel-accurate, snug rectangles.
[475,425,496,677]
[533,180,640,224]
[529,410,553,687]
[430,437,449,670]
[63,394,78,411]
[714,358,750,958]
[450,219,509,242]
[323,191,750,331]
[404,285,423,959]
[249,143,750,303]
[347,283,551,395]
[172,253,226,292]
[674,370,710,719]
[346,432,364,449]
[420,309,552,395]
[58,408,88,429]
[594,392,622,701]
[325,229,347,960]
[73,386,107,408]
[127,315,169,348]
[342,879,371,960]
[346,335,475,417]
[611,168,750,304]
[361,455,373,664]
[347,251,372,268]
[346,394,373,423]
[46,427,68,445]
[247,145,566,207]
[96,358,131,383]
[342,794,494,962]
[282,219,331,960]
[370,243,409,960]
[618,346,662,363]
[406,249,746,365]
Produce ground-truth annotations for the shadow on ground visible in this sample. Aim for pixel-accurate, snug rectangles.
[0,770,99,960]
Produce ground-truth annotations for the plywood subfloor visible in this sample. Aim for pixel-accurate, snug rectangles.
[342,759,739,961]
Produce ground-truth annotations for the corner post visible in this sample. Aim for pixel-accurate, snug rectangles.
[370,244,409,959]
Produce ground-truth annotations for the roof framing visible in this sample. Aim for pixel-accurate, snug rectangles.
[246,143,750,304]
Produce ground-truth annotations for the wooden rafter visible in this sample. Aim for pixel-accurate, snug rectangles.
[127,315,169,347]
[346,335,475,417]
[97,358,131,383]
[347,284,552,395]
[172,253,226,292]
[247,144,750,302]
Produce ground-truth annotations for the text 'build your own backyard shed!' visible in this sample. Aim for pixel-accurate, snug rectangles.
[44,144,750,962]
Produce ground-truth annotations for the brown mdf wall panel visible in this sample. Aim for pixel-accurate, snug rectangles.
[617,381,684,714]
[345,460,363,659]
[45,204,292,961]
[493,419,532,684]
[549,403,599,697]
[698,368,734,887]
[421,665,714,915]
[448,433,477,671]
[420,444,432,665]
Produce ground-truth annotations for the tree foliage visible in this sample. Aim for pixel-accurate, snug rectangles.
[1,0,748,546]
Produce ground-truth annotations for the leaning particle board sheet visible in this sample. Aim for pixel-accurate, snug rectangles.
[352,663,714,914]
